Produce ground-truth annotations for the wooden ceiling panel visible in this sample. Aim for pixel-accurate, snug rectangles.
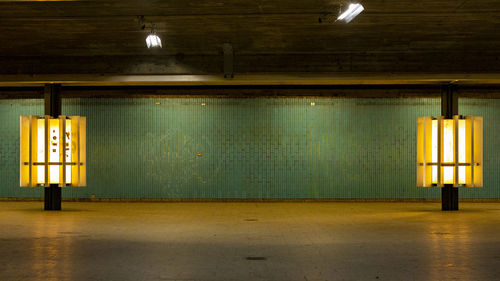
[2,14,498,55]
[0,0,499,74]
[2,0,499,17]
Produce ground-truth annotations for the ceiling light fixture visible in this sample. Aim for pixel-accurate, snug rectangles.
[337,3,364,23]
[146,24,162,48]
[146,32,162,49]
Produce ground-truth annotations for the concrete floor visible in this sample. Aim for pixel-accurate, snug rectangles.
[0,202,500,281]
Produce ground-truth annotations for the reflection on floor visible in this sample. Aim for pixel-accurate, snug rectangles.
[0,202,499,281]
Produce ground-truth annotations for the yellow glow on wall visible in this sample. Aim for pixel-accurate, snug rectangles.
[20,115,86,187]
[417,115,483,188]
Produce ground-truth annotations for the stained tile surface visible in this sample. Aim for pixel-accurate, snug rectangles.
[1,98,499,199]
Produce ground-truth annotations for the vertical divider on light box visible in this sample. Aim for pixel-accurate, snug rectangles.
[437,116,443,186]
[464,116,472,186]
[473,117,483,187]
[70,116,86,187]
[31,116,39,186]
[44,115,50,187]
[417,116,434,187]
[453,116,459,187]
[470,117,474,186]
[19,116,30,187]
[424,117,434,187]
[71,116,79,186]
[80,117,86,186]
[28,117,33,187]
[416,117,424,186]
[59,116,66,187]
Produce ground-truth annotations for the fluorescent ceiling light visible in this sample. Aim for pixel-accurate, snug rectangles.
[146,34,162,48]
[337,3,364,23]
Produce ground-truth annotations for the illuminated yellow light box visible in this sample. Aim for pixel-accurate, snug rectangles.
[20,115,86,187]
[417,115,482,187]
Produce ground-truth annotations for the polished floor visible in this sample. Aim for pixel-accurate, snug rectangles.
[0,202,499,281]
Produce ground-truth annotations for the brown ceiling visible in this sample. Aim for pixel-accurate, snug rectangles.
[1,0,500,75]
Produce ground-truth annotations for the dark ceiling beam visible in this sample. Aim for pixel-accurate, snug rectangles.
[2,73,500,87]
[1,52,500,75]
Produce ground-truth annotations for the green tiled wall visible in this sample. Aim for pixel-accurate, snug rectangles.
[0,97,498,199]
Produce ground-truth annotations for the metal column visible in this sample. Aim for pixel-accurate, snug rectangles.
[441,84,459,211]
[44,83,62,211]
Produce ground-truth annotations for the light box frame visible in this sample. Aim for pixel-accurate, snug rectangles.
[20,115,86,187]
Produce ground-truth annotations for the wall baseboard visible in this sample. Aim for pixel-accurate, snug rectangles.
[1,198,500,203]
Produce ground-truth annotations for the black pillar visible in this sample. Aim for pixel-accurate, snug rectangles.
[44,84,62,211]
[441,84,459,211]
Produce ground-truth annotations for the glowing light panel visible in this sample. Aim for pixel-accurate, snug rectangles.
[417,116,483,188]
[20,115,86,187]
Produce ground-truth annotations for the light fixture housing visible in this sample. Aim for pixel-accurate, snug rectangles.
[337,3,365,23]
[417,115,483,187]
[20,115,86,187]
[146,33,162,48]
